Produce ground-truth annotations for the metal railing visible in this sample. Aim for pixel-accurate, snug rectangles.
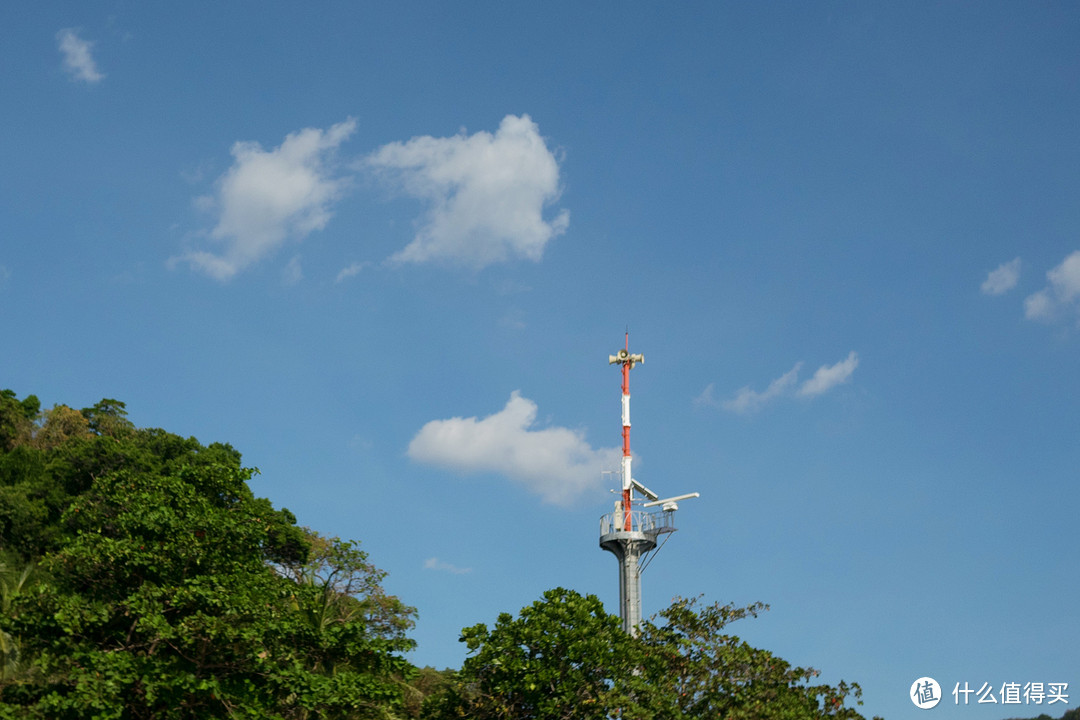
[599,509,674,537]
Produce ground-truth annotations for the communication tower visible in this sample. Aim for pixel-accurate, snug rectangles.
[599,335,699,635]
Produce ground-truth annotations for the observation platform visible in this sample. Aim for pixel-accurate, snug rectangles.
[598,509,675,554]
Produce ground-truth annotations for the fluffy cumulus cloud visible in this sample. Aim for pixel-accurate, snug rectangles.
[175,120,356,280]
[1024,250,1080,323]
[367,115,569,268]
[57,29,104,84]
[407,391,618,505]
[981,257,1021,296]
[702,352,859,414]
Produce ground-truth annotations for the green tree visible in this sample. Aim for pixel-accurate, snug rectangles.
[0,390,38,450]
[0,557,41,684]
[628,597,875,720]
[278,530,415,647]
[32,405,92,450]
[428,588,636,720]
[2,462,412,719]
[0,403,57,562]
[275,528,418,714]
[402,667,455,719]
[80,398,135,438]
[0,393,416,719]
[428,590,878,720]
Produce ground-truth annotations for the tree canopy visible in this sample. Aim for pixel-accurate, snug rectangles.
[425,589,880,720]
[0,389,416,719]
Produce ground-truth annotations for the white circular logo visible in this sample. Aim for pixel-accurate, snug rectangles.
[911,677,942,709]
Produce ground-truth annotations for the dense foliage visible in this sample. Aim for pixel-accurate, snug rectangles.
[428,588,634,720]
[0,390,415,719]
[425,588,880,720]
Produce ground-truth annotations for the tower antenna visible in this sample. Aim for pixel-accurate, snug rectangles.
[600,336,698,635]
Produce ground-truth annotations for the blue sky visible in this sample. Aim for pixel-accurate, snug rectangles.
[3,3,1079,718]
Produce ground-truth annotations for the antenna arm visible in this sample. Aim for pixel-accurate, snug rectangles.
[630,479,659,501]
[642,492,700,508]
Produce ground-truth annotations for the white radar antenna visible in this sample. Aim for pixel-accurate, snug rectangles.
[599,333,699,636]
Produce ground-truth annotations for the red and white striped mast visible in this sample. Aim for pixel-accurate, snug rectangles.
[611,333,644,531]
[601,335,700,636]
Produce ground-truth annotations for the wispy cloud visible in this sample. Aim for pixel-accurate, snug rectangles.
[423,557,472,575]
[981,257,1021,296]
[335,261,368,283]
[174,119,356,281]
[407,391,618,505]
[692,383,719,408]
[721,363,802,414]
[367,114,569,268]
[797,351,859,398]
[57,28,104,84]
[1024,250,1080,323]
[703,352,859,414]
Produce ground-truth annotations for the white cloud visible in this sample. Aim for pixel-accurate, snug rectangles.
[367,114,569,268]
[692,383,718,408]
[174,119,356,280]
[721,363,801,414]
[423,557,472,575]
[57,29,104,84]
[1025,250,1080,323]
[797,351,859,397]
[1023,289,1054,321]
[710,351,859,414]
[335,261,368,283]
[981,257,1021,296]
[406,391,618,505]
